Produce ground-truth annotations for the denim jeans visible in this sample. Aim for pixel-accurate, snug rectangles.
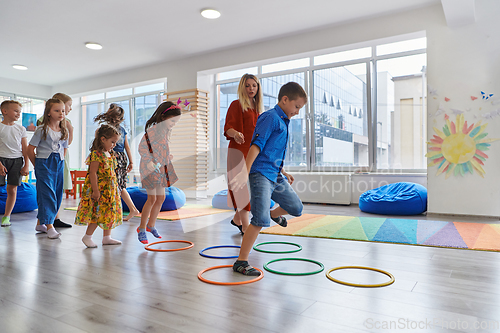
[249,172,303,227]
[35,153,64,225]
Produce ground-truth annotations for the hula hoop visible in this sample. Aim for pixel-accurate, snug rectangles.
[199,245,241,259]
[325,266,395,288]
[198,265,264,285]
[253,241,302,254]
[263,258,324,276]
[145,240,194,252]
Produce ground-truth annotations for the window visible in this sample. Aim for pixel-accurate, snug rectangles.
[82,102,105,156]
[80,82,165,169]
[132,94,158,165]
[377,54,427,170]
[16,96,45,116]
[0,93,13,103]
[314,47,371,66]
[81,93,104,103]
[214,35,427,173]
[376,37,426,56]
[217,67,258,81]
[260,73,306,167]
[262,58,309,74]
[313,63,368,168]
[0,94,45,125]
[217,81,239,168]
[107,88,133,99]
[135,82,165,94]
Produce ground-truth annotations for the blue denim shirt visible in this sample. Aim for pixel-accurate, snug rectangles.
[113,125,127,153]
[250,104,289,182]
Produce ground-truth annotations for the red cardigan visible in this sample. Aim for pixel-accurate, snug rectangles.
[224,100,259,159]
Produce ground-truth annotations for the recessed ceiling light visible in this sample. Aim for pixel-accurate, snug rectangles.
[12,64,28,70]
[201,9,220,19]
[85,42,103,50]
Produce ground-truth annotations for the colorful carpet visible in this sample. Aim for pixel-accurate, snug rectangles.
[65,204,231,221]
[261,214,500,252]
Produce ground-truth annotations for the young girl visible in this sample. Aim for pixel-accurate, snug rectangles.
[224,74,263,234]
[34,93,74,229]
[137,101,181,244]
[27,98,69,239]
[75,124,123,248]
[94,103,140,221]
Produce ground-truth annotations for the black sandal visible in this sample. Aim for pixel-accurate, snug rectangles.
[230,220,243,234]
[271,215,287,227]
[233,261,261,276]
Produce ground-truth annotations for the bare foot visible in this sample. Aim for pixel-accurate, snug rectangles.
[123,209,140,221]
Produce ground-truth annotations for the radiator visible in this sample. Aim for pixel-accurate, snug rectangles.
[290,172,351,205]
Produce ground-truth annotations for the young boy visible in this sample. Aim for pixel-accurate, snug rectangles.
[230,82,307,276]
[0,101,30,226]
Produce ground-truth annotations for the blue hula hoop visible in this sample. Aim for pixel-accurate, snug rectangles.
[199,245,241,259]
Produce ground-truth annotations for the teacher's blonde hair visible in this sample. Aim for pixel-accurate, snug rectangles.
[237,74,263,113]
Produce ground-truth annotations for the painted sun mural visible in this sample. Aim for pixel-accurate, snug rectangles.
[427,114,499,178]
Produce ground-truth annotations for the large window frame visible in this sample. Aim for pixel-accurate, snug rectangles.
[80,82,166,170]
[214,36,426,174]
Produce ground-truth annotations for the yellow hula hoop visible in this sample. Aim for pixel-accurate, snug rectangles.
[326,266,395,288]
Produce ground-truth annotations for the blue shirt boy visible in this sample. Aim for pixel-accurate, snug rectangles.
[250,104,289,182]
[231,82,308,277]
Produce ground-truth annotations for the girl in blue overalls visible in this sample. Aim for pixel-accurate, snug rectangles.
[27,98,68,239]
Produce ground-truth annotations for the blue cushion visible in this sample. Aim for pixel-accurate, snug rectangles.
[212,189,275,210]
[359,182,427,215]
[0,183,38,214]
[122,186,186,212]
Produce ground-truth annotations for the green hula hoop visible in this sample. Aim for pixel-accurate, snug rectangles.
[253,241,302,254]
[264,258,324,276]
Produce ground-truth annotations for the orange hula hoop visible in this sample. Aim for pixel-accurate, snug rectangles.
[145,240,194,252]
[198,265,264,285]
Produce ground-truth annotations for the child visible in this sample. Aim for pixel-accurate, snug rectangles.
[53,93,74,227]
[224,74,263,235]
[27,98,69,239]
[137,101,181,244]
[0,101,30,227]
[34,93,74,228]
[94,103,140,221]
[230,82,307,275]
[75,124,123,247]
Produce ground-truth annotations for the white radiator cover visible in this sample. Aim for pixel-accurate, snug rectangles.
[289,172,427,205]
[290,172,352,205]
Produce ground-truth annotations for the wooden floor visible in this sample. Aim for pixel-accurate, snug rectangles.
[1,198,500,333]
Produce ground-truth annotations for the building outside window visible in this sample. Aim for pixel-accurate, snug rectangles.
[215,35,426,173]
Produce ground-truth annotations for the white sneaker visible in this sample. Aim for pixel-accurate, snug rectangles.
[47,228,61,239]
[35,224,47,233]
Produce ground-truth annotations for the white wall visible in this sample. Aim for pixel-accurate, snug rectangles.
[47,1,500,216]
[426,0,500,217]
[0,77,51,99]
[53,5,443,95]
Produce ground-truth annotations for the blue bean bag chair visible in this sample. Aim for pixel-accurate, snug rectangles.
[0,183,38,214]
[212,189,275,210]
[122,186,186,212]
[359,182,427,215]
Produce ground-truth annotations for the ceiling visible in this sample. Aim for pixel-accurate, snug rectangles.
[1,0,451,87]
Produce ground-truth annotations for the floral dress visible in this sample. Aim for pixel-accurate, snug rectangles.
[75,150,122,229]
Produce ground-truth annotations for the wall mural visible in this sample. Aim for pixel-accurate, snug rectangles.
[427,88,500,178]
